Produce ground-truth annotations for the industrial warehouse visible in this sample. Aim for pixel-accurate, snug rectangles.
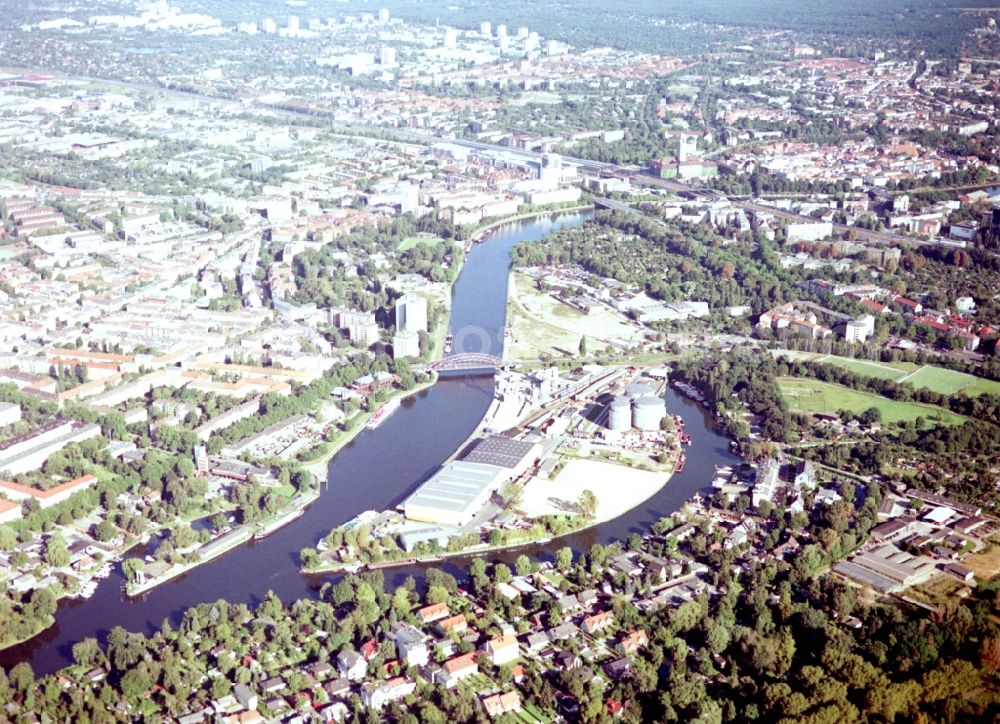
[308,364,685,570]
[401,435,543,527]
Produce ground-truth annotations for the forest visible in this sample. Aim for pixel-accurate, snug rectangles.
[673,349,795,443]
[511,210,792,317]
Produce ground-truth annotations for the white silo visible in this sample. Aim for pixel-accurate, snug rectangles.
[632,396,665,431]
[624,382,655,400]
[607,396,632,431]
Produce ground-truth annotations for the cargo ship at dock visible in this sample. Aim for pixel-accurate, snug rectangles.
[252,489,320,542]
[366,397,401,429]
[253,508,305,540]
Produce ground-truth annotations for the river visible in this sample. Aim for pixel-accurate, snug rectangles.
[1,209,738,675]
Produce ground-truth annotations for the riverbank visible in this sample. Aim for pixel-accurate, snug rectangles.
[470,204,594,237]
[303,530,569,574]
[302,453,680,575]
[303,207,597,484]
[301,373,439,482]
[0,614,55,653]
[301,361,687,575]
[300,457,680,574]
[126,526,255,597]
[126,489,322,596]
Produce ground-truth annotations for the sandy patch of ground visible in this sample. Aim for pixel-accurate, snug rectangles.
[507,272,645,360]
[962,539,1000,580]
[520,458,670,523]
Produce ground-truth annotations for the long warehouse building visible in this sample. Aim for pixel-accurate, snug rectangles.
[402,461,509,527]
[402,436,542,527]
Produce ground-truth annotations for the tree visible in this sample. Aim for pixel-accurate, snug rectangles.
[72,637,102,668]
[859,406,882,426]
[707,622,731,655]
[94,520,118,542]
[492,563,512,584]
[172,524,199,549]
[44,532,70,568]
[392,586,411,614]
[577,489,599,517]
[120,667,152,702]
[27,587,56,621]
[300,547,319,569]
[175,458,196,479]
[211,676,231,698]
[102,412,128,440]
[555,546,573,570]
[499,481,523,511]
[426,585,450,605]
[579,336,588,356]
[122,557,144,584]
[921,659,980,703]
[211,513,228,532]
[8,663,33,696]
[0,526,16,551]
[468,557,487,581]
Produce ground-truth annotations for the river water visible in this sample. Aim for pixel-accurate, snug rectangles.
[1,209,738,675]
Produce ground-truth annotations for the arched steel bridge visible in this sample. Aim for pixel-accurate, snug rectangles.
[431,353,505,371]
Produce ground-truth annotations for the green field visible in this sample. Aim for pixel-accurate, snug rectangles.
[900,366,1000,397]
[817,356,915,382]
[509,90,563,105]
[808,354,1000,398]
[396,235,444,252]
[778,377,965,428]
[967,377,1000,397]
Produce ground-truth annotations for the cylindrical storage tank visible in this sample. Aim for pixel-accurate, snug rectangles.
[608,396,632,431]
[624,383,655,400]
[632,395,665,431]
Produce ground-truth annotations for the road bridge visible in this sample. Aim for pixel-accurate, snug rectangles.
[593,197,635,213]
[430,353,505,372]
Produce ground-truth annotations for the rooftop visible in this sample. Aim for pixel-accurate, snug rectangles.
[462,435,539,469]
[403,460,507,515]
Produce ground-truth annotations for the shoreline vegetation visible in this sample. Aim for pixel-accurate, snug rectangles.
[299,451,679,574]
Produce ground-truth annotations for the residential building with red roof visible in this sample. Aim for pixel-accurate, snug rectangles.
[481,691,521,719]
[616,629,649,655]
[442,652,478,687]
